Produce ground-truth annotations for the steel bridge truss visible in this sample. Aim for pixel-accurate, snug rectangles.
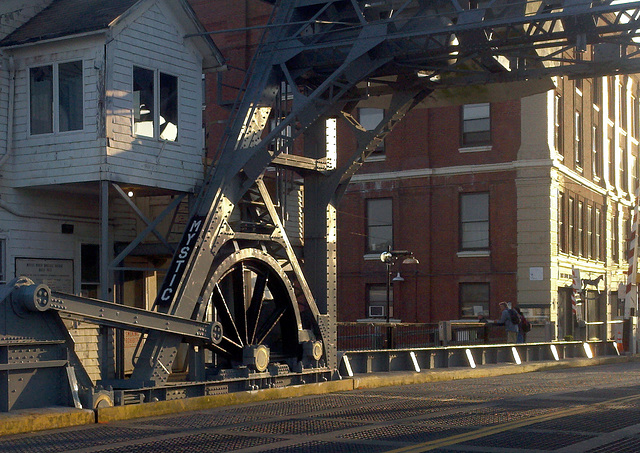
[3,0,640,410]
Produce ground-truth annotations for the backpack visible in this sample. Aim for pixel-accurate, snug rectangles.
[520,316,531,333]
[508,309,520,325]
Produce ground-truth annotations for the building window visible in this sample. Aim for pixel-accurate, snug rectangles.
[619,77,627,130]
[367,284,391,318]
[81,243,100,298]
[634,154,638,194]
[133,67,178,141]
[559,193,566,252]
[366,198,392,254]
[30,61,83,135]
[574,111,583,168]
[359,108,385,157]
[460,192,489,250]
[592,77,601,108]
[608,125,615,186]
[592,123,601,179]
[587,205,593,260]
[568,197,575,255]
[554,92,563,155]
[461,103,490,146]
[608,76,616,122]
[0,238,5,284]
[625,217,632,260]
[612,212,619,263]
[460,283,489,319]
[596,208,602,261]
[632,93,639,138]
[577,201,584,256]
[623,151,629,193]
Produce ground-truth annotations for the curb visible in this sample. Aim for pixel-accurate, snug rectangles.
[0,407,94,437]
[0,355,635,436]
[96,379,353,423]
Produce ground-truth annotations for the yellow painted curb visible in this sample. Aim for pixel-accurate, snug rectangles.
[97,378,354,423]
[0,407,94,436]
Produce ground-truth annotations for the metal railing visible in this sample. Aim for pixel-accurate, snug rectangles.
[337,322,506,351]
[338,340,621,376]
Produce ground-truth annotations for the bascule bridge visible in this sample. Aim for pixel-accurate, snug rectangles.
[2,0,640,410]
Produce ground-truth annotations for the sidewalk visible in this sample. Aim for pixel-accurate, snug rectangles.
[0,354,635,437]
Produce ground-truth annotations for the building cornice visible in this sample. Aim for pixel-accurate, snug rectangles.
[349,159,636,207]
[349,159,554,183]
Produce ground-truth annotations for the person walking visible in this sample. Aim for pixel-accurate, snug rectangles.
[496,301,519,343]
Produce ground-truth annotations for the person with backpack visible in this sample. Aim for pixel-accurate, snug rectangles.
[515,307,530,343]
[496,301,519,343]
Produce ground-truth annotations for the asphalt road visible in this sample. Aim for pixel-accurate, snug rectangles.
[3,361,640,452]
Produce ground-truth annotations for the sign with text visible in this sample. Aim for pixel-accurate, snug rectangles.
[15,258,74,293]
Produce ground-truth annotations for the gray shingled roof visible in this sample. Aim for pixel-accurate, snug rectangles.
[0,0,140,47]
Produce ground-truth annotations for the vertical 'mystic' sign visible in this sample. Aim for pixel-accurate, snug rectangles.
[156,215,206,307]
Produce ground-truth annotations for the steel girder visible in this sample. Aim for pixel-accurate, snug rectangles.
[125,0,640,384]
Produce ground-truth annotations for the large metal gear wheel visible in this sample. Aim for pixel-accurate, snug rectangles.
[206,247,306,370]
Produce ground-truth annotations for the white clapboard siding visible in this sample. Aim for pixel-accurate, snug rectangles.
[105,2,204,193]
[8,41,106,188]
[6,2,205,194]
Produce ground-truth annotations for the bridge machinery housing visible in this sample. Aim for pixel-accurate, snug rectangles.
[3,0,640,410]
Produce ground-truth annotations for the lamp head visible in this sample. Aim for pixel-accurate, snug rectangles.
[402,256,419,265]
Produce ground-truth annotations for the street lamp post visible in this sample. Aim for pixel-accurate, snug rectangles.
[380,249,419,348]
